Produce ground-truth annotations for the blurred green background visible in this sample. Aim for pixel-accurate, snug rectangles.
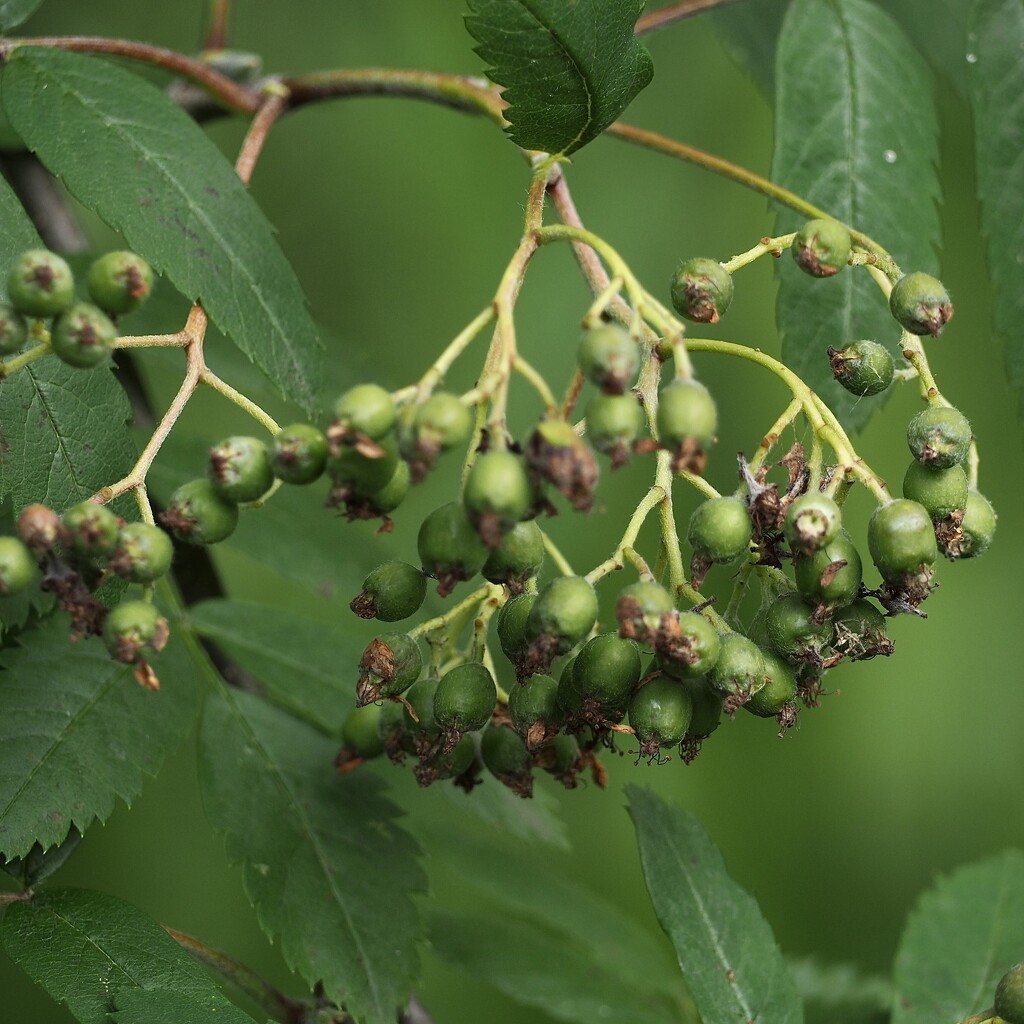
[2,1,1022,1021]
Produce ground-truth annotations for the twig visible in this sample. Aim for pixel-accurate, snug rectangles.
[635,0,743,35]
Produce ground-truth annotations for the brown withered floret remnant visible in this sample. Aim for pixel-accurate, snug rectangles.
[739,442,810,567]
[935,509,966,560]
[324,483,396,534]
[526,420,599,514]
[355,637,399,706]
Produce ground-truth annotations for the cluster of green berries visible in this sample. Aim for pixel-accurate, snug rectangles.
[0,249,154,368]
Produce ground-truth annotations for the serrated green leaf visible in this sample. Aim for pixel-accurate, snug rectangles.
[626,785,803,1024]
[771,0,941,431]
[0,613,198,859]
[187,599,359,734]
[465,0,654,156]
[891,850,1024,1024]
[199,684,425,1024]
[1,47,323,412]
[0,0,44,31]
[1,888,259,1024]
[969,0,1024,415]
[711,0,787,94]
[0,826,81,888]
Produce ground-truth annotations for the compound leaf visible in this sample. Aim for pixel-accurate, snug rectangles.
[0,0,44,32]
[891,850,1024,1024]
[969,0,1024,419]
[626,785,803,1024]
[0,613,198,860]
[465,0,653,156]
[1,47,322,412]
[1,887,258,1024]
[771,0,941,431]
[199,684,425,1024]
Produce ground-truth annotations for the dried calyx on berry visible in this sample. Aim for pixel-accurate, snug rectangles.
[350,561,427,622]
[791,218,852,277]
[889,271,953,336]
[828,340,894,397]
[355,631,422,705]
[525,419,598,513]
[669,257,733,323]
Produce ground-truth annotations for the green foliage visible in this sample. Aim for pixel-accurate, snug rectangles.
[772,0,940,429]
[0,0,44,32]
[465,0,653,156]
[1,888,259,1024]
[1,47,323,412]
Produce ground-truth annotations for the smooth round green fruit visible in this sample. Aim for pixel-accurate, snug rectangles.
[828,340,895,397]
[482,519,544,590]
[526,576,599,651]
[784,492,842,557]
[208,436,274,503]
[363,458,409,513]
[683,677,724,742]
[688,496,752,564]
[656,379,718,450]
[629,677,693,754]
[906,405,971,468]
[791,218,851,277]
[7,249,74,318]
[958,489,996,558]
[328,434,401,496]
[508,673,562,748]
[890,272,953,336]
[417,501,489,596]
[995,961,1024,1024]
[902,461,968,521]
[51,303,116,368]
[572,633,642,712]
[103,600,168,662]
[577,322,639,393]
[86,251,154,315]
[832,600,893,660]
[332,384,396,440]
[463,450,531,545]
[270,424,328,484]
[744,649,798,718]
[0,536,35,595]
[162,479,239,545]
[340,703,384,760]
[868,499,937,580]
[794,530,862,609]
[660,612,721,678]
[412,392,472,454]
[708,632,766,699]
[0,303,27,356]
[670,257,734,323]
[434,662,496,734]
[62,501,120,561]
[357,632,422,705]
[350,561,426,622]
[400,677,441,749]
[497,591,536,665]
[764,593,832,662]
[110,523,174,583]
[539,733,582,786]
[585,393,644,464]
[480,724,533,796]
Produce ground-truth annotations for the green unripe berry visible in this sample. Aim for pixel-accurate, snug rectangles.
[889,272,953,336]
[832,600,893,661]
[434,661,497,735]
[412,392,472,455]
[957,489,996,558]
[86,251,154,315]
[629,677,693,756]
[868,499,938,580]
[208,436,274,503]
[7,249,75,318]
[764,593,832,663]
[577,322,639,394]
[350,561,426,622]
[339,703,385,760]
[0,536,36,595]
[616,578,673,641]
[328,434,400,495]
[708,632,765,700]
[103,600,169,663]
[995,962,1024,1024]
[463,450,531,546]
[270,424,328,484]
[572,633,642,714]
[0,303,27,355]
[507,673,562,749]
[660,612,721,678]
[110,523,174,584]
[400,677,441,750]
[556,655,585,719]
[902,460,968,521]
[480,724,533,797]
[828,340,895,397]
[670,257,734,323]
[356,632,422,705]
[363,458,410,514]
[498,591,536,666]
[585,393,644,466]
[791,218,851,277]
[415,732,476,787]
[162,478,239,545]
[688,496,752,564]
[656,379,717,450]
[61,501,120,562]
[376,697,408,753]
[682,677,724,743]
[51,303,116,369]
[417,501,489,597]
[482,519,544,590]
[332,384,396,440]
[538,733,582,786]
[744,649,798,720]
[526,575,599,653]
[906,405,971,468]
[794,531,862,610]
[784,492,842,557]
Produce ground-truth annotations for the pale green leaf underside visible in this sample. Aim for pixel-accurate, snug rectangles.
[0,0,44,32]
[627,785,803,1024]
[1,47,322,412]
[0,614,198,860]
[771,0,941,431]
[969,0,1024,413]
[891,850,1024,1024]
[1,888,258,1024]
[199,685,426,1024]
[465,0,653,155]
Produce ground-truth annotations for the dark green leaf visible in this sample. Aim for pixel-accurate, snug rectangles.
[711,0,787,94]
[0,0,44,31]
[969,0,1024,414]
[0,826,81,888]
[626,785,803,1024]
[0,613,198,859]
[187,599,359,734]
[200,684,425,1024]
[1,888,259,1024]
[878,0,969,96]
[465,0,654,155]
[1,47,323,412]
[891,850,1024,1024]
[771,0,941,431]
